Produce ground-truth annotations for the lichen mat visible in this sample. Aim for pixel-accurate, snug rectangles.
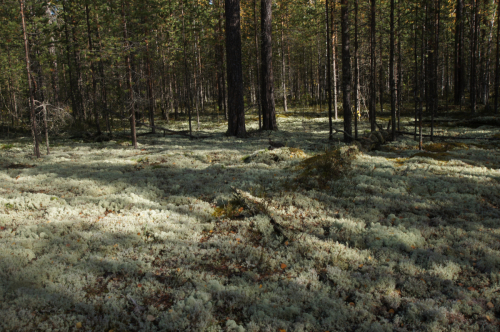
[1,113,499,331]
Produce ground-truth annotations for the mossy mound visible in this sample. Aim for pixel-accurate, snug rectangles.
[243,147,307,165]
[294,145,359,189]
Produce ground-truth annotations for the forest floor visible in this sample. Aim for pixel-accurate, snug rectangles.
[1,109,500,331]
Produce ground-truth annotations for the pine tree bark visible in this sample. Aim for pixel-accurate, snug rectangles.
[341,0,352,143]
[261,0,277,130]
[225,0,246,137]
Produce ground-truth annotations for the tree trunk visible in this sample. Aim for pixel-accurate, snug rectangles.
[85,1,101,134]
[20,0,40,158]
[331,3,338,121]
[370,0,377,132]
[354,0,359,139]
[495,0,500,113]
[390,0,396,139]
[145,25,155,133]
[379,30,384,115]
[341,0,352,143]
[432,0,440,140]
[483,2,496,107]
[420,2,426,150]
[42,103,50,155]
[281,11,288,113]
[254,0,262,129]
[470,0,478,113]
[261,0,277,130]
[94,11,110,132]
[62,1,81,122]
[454,0,465,105]
[326,0,333,139]
[397,0,402,130]
[180,0,192,136]
[225,0,246,137]
[122,0,137,148]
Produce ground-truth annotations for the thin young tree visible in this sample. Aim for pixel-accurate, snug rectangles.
[121,0,137,149]
[470,0,478,113]
[261,0,277,130]
[370,0,377,132]
[254,0,262,128]
[326,0,333,139]
[390,0,396,139]
[20,0,40,158]
[495,0,500,113]
[454,0,465,105]
[354,0,359,139]
[85,0,101,135]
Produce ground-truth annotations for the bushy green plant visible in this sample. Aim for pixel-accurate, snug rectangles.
[1,144,14,150]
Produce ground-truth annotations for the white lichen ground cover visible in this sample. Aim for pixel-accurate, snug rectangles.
[1,113,500,331]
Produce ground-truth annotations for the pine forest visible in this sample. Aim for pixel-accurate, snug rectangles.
[1,0,500,331]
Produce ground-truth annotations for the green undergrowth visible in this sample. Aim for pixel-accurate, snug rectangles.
[1,144,14,150]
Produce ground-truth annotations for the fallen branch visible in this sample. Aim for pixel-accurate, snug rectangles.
[331,126,354,139]
[396,131,500,140]
[232,187,297,242]
[136,122,213,139]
